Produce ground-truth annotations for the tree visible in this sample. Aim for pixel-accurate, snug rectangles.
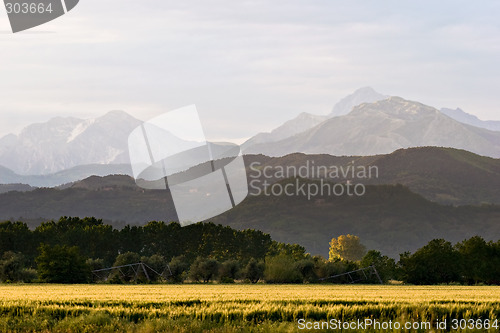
[360,250,397,283]
[489,240,500,284]
[86,258,105,272]
[169,255,190,283]
[36,244,89,283]
[34,217,117,266]
[329,234,366,262]
[399,239,461,285]
[0,252,26,282]
[323,259,359,283]
[268,242,307,260]
[311,255,329,280]
[219,260,241,283]
[189,257,219,283]
[243,258,264,283]
[0,222,34,261]
[294,258,316,282]
[110,252,142,283]
[264,254,302,283]
[113,252,141,267]
[456,236,490,284]
[141,254,168,281]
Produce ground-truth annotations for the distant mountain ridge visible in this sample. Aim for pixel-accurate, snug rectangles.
[245,147,500,206]
[0,163,133,188]
[244,97,500,158]
[0,183,34,194]
[441,107,500,132]
[242,87,387,149]
[0,110,142,175]
[1,147,499,206]
[242,112,329,149]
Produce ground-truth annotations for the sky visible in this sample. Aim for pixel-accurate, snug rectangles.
[1,0,499,142]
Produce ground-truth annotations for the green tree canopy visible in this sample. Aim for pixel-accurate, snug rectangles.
[264,254,302,283]
[0,251,27,282]
[399,239,461,285]
[360,250,397,283]
[243,258,264,283]
[168,255,190,283]
[36,244,89,283]
[189,257,219,283]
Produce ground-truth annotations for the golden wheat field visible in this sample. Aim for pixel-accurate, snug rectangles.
[0,284,499,332]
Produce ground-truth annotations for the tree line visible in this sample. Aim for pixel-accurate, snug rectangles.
[0,217,499,284]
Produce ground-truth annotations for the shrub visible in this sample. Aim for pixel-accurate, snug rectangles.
[219,260,241,282]
[0,251,27,282]
[264,255,302,283]
[168,255,190,283]
[141,254,168,281]
[189,257,219,283]
[294,259,316,282]
[242,258,264,283]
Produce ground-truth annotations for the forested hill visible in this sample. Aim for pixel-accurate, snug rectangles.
[245,147,500,205]
[0,147,499,258]
[0,175,177,226]
[213,179,500,258]
[2,146,499,205]
[0,175,499,258]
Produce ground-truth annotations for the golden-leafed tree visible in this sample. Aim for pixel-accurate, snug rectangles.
[329,234,366,262]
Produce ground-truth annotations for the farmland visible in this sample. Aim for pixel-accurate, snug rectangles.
[0,285,499,332]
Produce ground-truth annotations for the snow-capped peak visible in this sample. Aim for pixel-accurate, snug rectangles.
[0,111,143,175]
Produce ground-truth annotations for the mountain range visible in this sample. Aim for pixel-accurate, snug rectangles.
[242,87,387,149]
[2,145,498,205]
[0,163,133,188]
[243,97,500,158]
[242,87,500,154]
[0,88,499,181]
[441,107,500,132]
[246,147,500,206]
[0,110,141,175]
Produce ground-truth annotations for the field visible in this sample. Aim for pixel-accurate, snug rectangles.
[0,285,499,332]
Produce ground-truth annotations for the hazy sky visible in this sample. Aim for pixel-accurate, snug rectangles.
[1,0,499,142]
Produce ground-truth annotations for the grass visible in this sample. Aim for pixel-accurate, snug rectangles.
[0,284,499,332]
